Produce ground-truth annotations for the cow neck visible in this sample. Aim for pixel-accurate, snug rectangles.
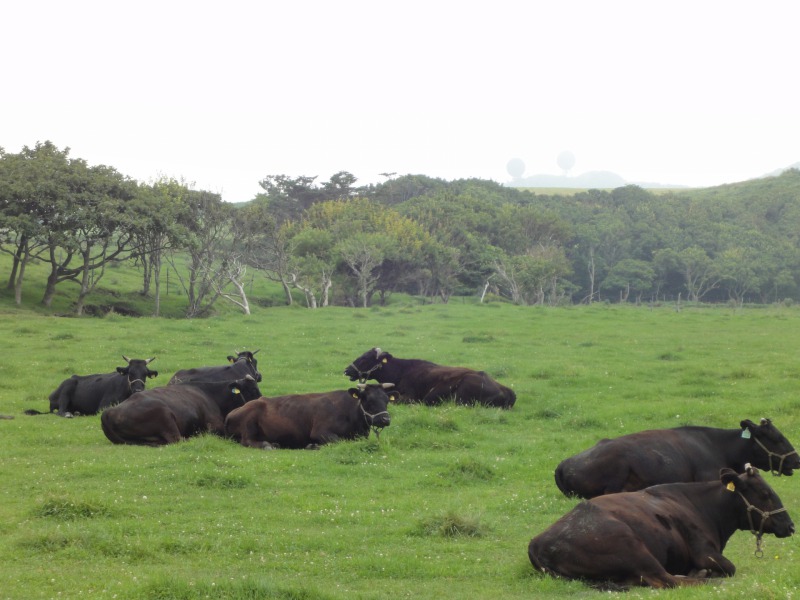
[720,427,770,474]
[668,483,741,549]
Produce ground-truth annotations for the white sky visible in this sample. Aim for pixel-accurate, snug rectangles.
[2,1,798,201]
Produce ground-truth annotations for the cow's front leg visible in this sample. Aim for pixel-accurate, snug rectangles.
[690,551,736,578]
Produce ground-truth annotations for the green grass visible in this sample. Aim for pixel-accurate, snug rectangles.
[2,301,800,599]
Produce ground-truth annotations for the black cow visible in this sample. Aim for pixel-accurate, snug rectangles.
[529,465,794,588]
[168,350,262,384]
[225,383,398,449]
[101,374,261,446]
[344,347,515,409]
[25,357,158,418]
[555,418,800,498]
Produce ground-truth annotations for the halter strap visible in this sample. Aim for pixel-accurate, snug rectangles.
[359,402,389,438]
[735,490,789,557]
[349,361,383,383]
[752,435,799,476]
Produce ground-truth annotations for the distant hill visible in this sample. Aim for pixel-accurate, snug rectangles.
[508,170,626,189]
[507,162,800,191]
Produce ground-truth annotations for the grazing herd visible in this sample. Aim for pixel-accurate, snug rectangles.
[22,345,800,590]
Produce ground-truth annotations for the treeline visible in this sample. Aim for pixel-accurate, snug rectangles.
[2,141,800,316]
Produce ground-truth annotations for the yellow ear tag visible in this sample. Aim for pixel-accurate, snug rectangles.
[232,387,240,395]
[352,392,359,399]
[727,482,736,492]
[382,358,388,363]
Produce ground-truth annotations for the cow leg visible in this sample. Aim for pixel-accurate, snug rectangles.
[687,550,736,578]
[55,379,78,418]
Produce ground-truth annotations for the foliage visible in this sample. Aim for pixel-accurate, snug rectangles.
[4,140,800,312]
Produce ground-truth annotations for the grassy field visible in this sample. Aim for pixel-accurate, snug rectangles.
[1,301,800,599]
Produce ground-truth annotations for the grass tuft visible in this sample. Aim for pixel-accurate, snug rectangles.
[413,510,487,538]
[32,497,113,520]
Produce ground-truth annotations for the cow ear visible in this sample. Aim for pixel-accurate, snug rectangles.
[740,420,757,438]
[116,367,127,375]
[148,370,159,379]
[380,352,392,364]
[348,388,360,399]
[720,468,741,491]
[227,356,236,363]
[387,391,399,403]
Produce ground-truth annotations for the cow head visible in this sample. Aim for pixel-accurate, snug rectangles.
[722,464,794,540]
[222,374,263,415]
[345,347,392,382]
[741,418,800,476]
[227,349,262,382]
[117,356,158,393]
[350,383,397,431]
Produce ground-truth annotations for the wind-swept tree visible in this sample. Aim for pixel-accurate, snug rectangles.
[167,189,235,317]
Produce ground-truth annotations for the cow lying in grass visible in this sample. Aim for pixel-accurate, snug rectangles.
[344,347,515,409]
[101,375,261,446]
[27,356,158,418]
[225,383,398,449]
[529,465,794,589]
[555,418,799,498]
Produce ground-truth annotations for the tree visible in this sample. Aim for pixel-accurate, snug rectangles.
[133,178,191,316]
[237,199,296,306]
[27,148,139,314]
[0,146,53,304]
[678,246,720,302]
[167,189,235,318]
[339,235,386,308]
[600,259,655,303]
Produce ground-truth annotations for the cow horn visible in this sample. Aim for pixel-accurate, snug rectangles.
[356,383,366,390]
[122,355,131,363]
[375,347,382,358]
[145,357,156,364]
[381,383,395,389]
[245,374,255,380]
[252,349,260,355]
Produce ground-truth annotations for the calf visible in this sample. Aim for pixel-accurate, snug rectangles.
[529,465,794,588]
[344,347,515,409]
[101,375,261,446]
[225,383,398,449]
[26,357,157,418]
[555,418,799,498]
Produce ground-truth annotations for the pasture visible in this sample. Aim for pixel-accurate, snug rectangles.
[1,301,800,599]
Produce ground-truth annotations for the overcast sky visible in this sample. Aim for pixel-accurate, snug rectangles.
[2,1,798,202]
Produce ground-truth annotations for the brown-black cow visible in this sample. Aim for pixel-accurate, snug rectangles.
[101,375,261,446]
[224,383,398,449]
[168,350,262,384]
[555,418,799,498]
[529,465,794,589]
[344,347,515,409]
[26,357,158,418]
